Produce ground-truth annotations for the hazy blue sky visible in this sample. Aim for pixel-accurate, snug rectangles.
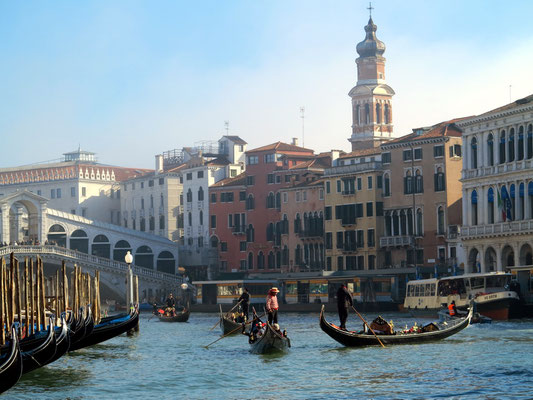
[1,1,532,169]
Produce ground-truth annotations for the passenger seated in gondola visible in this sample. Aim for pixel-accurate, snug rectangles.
[273,323,282,335]
[235,312,245,324]
[247,317,264,343]
[369,316,394,335]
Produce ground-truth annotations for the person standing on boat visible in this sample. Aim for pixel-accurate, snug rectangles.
[238,288,250,321]
[336,284,353,330]
[266,287,280,324]
[448,300,457,317]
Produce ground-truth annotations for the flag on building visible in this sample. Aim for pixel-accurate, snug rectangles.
[497,187,505,222]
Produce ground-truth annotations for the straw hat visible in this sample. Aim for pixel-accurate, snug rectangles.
[270,287,280,293]
[273,323,280,330]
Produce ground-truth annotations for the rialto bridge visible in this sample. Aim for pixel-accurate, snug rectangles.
[0,191,187,302]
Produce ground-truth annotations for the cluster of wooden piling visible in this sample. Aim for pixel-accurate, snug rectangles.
[0,253,101,345]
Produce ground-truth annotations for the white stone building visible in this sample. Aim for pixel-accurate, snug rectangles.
[458,94,533,273]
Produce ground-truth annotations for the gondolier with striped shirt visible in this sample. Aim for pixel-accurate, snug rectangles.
[266,287,280,324]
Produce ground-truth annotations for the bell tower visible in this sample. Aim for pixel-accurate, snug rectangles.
[348,8,395,151]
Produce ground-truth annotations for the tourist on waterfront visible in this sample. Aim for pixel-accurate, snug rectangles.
[266,287,280,324]
[238,288,250,321]
[336,284,353,330]
[448,300,457,317]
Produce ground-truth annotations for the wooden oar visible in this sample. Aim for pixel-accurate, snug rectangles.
[204,324,244,349]
[209,300,243,331]
[351,305,386,348]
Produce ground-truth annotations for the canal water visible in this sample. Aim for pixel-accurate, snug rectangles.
[9,312,533,399]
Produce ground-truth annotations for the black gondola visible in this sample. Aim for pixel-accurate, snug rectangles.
[249,322,290,354]
[21,317,57,374]
[44,314,70,366]
[319,305,472,347]
[219,305,247,335]
[0,327,23,395]
[68,308,139,352]
[68,309,86,346]
[158,308,190,323]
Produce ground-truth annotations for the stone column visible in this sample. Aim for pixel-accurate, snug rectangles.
[463,245,470,274]
[479,245,486,273]
[513,242,520,267]
[462,188,469,226]
[495,244,503,272]
[479,186,485,225]
[39,203,47,245]
[0,204,9,244]
[14,205,24,243]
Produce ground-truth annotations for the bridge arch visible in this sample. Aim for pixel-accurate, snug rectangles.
[48,224,67,247]
[70,229,89,253]
[156,251,175,274]
[136,245,154,269]
[113,240,132,262]
[92,234,110,258]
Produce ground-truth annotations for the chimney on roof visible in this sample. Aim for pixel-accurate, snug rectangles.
[155,154,164,174]
[292,137,299,146]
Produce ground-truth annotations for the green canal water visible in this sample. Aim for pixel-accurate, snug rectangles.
[8,312,533,399]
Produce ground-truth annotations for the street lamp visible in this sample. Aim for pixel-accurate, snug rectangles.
[180,283,190,306]
[125,251,134,307]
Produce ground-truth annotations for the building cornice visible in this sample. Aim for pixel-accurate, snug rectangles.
[457,104,533,127]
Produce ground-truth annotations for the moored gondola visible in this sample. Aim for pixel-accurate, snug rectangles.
[319,305,472,347]
[158,308,190,322]
[249,322,290,354]
[68,308,139,352]
[21,317,57,374]
[68,309,86,346]
[44,314,70,366]
[0,327,23,395]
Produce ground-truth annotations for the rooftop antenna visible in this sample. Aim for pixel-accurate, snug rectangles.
[367,1,374,17]
[300,107,305,147]
[224,120,229,135]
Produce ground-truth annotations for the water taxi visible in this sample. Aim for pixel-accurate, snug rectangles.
[404,272,519,320]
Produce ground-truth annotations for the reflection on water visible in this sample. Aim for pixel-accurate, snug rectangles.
[7,312,533,399]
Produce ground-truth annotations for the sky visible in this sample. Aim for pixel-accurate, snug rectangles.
[1,0,532,169]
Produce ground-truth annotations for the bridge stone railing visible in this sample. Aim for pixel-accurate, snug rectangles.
[0,245,183,286]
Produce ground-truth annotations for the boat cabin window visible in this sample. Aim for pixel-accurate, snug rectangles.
[437,279,466,296]
[218,285,242,297]
[486,275,509,288]
[408,285,415,297]
[470,277,485,289]
[425,284,431,296]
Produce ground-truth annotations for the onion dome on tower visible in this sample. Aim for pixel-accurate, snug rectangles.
[356,17,386,58]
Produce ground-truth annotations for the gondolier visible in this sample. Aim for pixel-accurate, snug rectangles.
[336,284,353,330]
[266,287,280,324]
[238,288,250,321]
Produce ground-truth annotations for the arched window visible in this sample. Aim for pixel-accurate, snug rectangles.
[364,103,370,124]
[434,167,445,192]
[407,208,413,235]
[210,236,219,248]
[160,194,164,207]
[384,212,391,236]
[295,245,302,265]
[356,104,361,125]
[518,126,524,161]
[392,211,399,236]
[528,182,533,218]
[188,212,192,226]
[266,223,274,241]
[150,195,154,208]
[275,192,281,209]
[246,194,254,210]
[267,251,275,269]
[140,217,146,231]
[199,210,203,226]
[404,170,413,194]
[471,190,478,225]
[415,170,423,193]
[294,213,301,233]
[383,173,390,196]
[266,192,275,209]
[141,198,145,209]
[508,128,515,162]
[246,224,255,242]
[248,252,254,269]
[282,214,289,234]
[92,234,110,259]
[376,103,381,124]
[159,215,165,229]
[471,137,478,169]
[136,245,154,269]
[527,124,533,159]
[70,229,88,254]
[437,206,445,235]
[198,187,204,201]
[113,240,131,262]
[186,189,192,203]
[384,104,390,124]
[149,216,155,231]
[499,131,506,164]
[257,251,265,269]
[276,251,281,269]
[510,184,516,220]
[518,183,525,220]
[156,251,175,274]
[303,212,309,235]
[282,245,289,266]
[487,133,494,166]
[416,209,423,236]
[487,187,495,224]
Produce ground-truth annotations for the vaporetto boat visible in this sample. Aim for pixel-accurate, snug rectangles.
[403,272,519,320]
